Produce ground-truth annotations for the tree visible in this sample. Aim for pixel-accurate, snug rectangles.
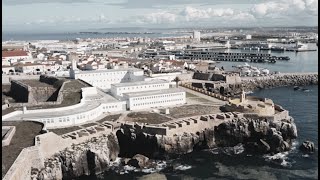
[172,77,181,88]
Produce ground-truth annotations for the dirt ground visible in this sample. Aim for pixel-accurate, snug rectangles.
[124,112,172,124]
[97,114,121,123]
[2,121,43,178]
[49,126,82,136]
[165,104,221,118]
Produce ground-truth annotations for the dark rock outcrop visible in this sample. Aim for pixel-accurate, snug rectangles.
[215,117,297,154]
[116,127,215,159]
[299,141,315,153]
[127,154,150,168]
[32,133,119,180]
[116,116,297,158]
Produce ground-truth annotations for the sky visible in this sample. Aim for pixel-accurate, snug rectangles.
[2,0,318,33]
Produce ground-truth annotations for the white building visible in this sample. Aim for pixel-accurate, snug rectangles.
[70,62,145,90]
[3,87,126,128]
[246,34,252,40]
[110,79,170,97]
[2,66,15,74]
[2,50,32,65]
[193,31,201,42]
[123,88,186,110]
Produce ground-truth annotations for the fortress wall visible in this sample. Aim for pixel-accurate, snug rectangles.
[121,123,168,136]
[177,72,194,81]
[2,111,23,120]
[2,146,43,180]
[10,80,29,102]
[192,72,212,80]
[39,75,60,85]
[273,110,289,121]
[3,128,115,180]
[29,86,58,103]
[182,83,229,101]
[2,75,40,84]
[8,81,67,108]
[2,126,16,147]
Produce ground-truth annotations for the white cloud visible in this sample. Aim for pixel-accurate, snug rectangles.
[250,0,318,18]
[142,11,177,24]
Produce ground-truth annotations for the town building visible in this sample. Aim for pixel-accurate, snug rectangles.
[2,50,32,65]
[193,31,201,42]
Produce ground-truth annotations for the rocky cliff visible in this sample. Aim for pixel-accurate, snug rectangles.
[116,116,297,158]
[214,117,298,154]
[116,127,215,159]
[31,116,298,179]
[32,133,119,180]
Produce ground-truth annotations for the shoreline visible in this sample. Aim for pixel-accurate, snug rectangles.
[5,74,318,179]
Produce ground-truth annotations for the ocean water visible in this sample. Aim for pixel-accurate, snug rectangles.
[216,44,318,73]
[89,85,317,180]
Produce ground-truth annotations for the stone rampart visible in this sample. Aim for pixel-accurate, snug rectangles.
[121,122,168,136]
[2,146,44,180]
[192,72,212,80]
[39,75,60,85]
[2,75,40,84]
[2,126,16,147]
[181,83,229,101]
[9,80,29,102]
[119,112,241,137]
[3,126,116,180]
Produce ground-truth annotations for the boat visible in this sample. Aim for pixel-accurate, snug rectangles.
[293,86,300,91]
[271,46,285,51]
[301,88,310,92]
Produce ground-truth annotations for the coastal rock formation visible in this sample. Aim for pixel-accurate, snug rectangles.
[116,128,215,159]
[117,117,297,158]
[32,134,119,180]
[214,117,297,154]
[299,141,315,153]
[126,154,150,168]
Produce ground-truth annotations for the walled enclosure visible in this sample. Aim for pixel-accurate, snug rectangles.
[8,75,65,105]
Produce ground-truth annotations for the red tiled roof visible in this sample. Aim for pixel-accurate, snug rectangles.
[2,50,29,57]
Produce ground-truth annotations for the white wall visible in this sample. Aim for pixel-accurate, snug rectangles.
[29,101,126,128]
[125,91,186,110]
[73,69,144,90]
[110,81,170,97]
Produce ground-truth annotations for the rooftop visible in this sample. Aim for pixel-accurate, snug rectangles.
[74,67,142,74]
[111,79,169,87]
[123,88,185,97]
[2,50,29,57]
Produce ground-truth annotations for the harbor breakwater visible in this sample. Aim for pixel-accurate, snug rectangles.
[240,73,318,91]
[30,111,298,179]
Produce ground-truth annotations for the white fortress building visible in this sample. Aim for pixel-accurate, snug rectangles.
[110,79,170,98]
[3,60,186,129]
[3,87,126,128]
[70,60,144,90]
[124,88,186,110]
